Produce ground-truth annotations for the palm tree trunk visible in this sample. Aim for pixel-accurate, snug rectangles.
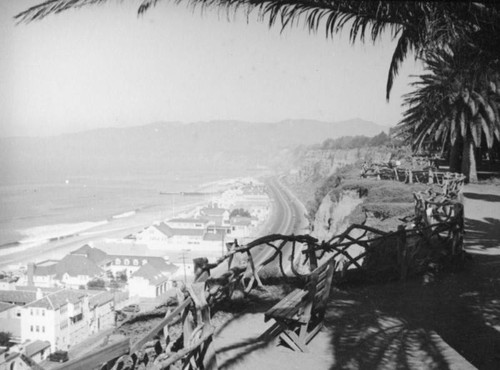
[461,136,478,183]
[449,139,462,173]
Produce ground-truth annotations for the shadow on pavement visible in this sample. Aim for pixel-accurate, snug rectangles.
[324,263,500,370]
[464,192,500,203]
[465,217,500,250]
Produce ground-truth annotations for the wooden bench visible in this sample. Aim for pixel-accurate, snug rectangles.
[261,258,336,352]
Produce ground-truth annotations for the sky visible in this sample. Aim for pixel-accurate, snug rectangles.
[0,0,423,137]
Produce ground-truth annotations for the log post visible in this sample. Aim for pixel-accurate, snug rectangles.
[397,225,408,280]
[452,202,464,255]
[307,242,318,272]
[194,257,210,282]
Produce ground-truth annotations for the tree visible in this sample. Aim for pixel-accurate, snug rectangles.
[230,208,251,218]
[396,45,500,182]
[0,331,12,347]
[87,277,106,289]
[15,2,500,100]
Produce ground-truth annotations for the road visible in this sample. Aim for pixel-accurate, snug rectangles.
[250,177,308,273]
[264,177,305,235]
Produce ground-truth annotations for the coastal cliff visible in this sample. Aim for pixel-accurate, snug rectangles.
[288,147,393,184]
[311,189,364,242]
[282,145,418,238]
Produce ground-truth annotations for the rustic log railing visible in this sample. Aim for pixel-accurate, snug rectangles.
[360,163,466,195]
[56,180,465,369]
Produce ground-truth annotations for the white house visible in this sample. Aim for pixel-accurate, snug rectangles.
[23,261,59,288]
[128,260,178,298]
[198,206,230,227]
[229,216,253,239]
[20,289,90,351]
[54,255,105,289]
[135,223,171,245]
[20,255,104,289]
[165,218,209,230]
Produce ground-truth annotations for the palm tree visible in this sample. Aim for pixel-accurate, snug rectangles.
[397,46,500,182]
[15,1,500,101]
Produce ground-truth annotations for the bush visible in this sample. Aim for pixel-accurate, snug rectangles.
[87,278,106,289]
[0,331,11,347]
[230,208,251,218]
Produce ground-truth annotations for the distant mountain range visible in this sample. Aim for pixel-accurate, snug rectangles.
[0,119,388,184]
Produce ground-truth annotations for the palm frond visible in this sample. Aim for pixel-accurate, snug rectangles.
[15,0,110,23]
[386,28,414,101]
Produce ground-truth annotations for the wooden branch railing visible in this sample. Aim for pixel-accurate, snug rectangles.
[360,162,466,196]
[60,174,466,370]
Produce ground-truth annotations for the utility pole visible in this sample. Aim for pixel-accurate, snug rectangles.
[179,249,190,283]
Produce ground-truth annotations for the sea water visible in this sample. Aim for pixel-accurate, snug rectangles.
[0,169,247,255]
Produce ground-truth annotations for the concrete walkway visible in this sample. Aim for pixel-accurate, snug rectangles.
[209,183,500,370]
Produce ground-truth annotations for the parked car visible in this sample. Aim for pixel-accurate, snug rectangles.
[49,350,69,363]
[122,304,140,313]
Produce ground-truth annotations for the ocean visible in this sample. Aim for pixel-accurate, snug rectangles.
[0,169,252,256]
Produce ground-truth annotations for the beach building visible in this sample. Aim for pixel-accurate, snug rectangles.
[53,254,105,289]
[229,216,253,239]
[20,289,90,351]
[165,218,209,230]
[70,244,112,268]
[128,260,178,298]
[198,206,230,226]
[19,255,104,289]
[135,223,172,245]
[24,260,59,288]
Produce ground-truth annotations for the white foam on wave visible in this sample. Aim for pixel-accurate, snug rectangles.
[112,210,136,219]
[0,240,49,257]
[0,220,110,257]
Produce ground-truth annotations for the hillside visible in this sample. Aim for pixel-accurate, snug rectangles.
[0,119,388,184]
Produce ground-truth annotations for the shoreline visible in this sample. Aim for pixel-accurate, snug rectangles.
[0,199,208,271]
[0,176,268,271]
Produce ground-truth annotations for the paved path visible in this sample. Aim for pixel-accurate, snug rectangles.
[209,183,500,370]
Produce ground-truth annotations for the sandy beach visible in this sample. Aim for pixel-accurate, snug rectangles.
[0,199,208,271]
[0,176,269,272]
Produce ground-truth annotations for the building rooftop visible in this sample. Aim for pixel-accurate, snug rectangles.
[200,207,228,216]
[24,340,51,358]
[15,286,62,293]
[0,301,15,313]
[0,290,37,305]
[32,260,58,276]
[230,216,253,226]
[167,218,208,224]
[54,254,103,279]
[131,263,171,285]
[70,244,110,264]
[147,259,178,274]
[25,289,87,310]
[94,241,166,258]
[88,291,114,307]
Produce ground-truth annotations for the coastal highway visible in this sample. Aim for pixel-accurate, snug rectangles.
[250,177,308,271]
[263,177,304,235]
